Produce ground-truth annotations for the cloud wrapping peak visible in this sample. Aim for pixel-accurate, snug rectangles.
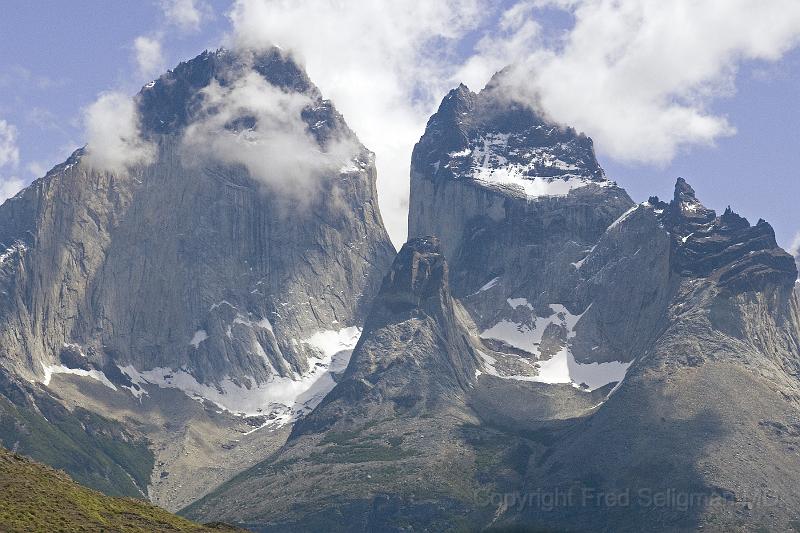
[181,70,357,198]
[0,176,25,204]
[228,0,493,244]
[495,0,800,164]
[83,92,156,174]
[789,232,800,276]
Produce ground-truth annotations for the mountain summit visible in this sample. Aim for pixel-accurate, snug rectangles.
[1,49,799,533]
[406,80,800,531]
[185,236,490,529]
[0,47,395,509]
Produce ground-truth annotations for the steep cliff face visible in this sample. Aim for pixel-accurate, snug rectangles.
[184,238,496,531]
[0,49,395,416]
[509,184,800,532]
[409,82,644,388]
[0,48,397,509]
[404,80,800,531]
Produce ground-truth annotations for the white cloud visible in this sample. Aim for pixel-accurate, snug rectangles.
[26,161,47,178]
[83,92,156,174]
[452,1,542,90]
[0,118,24,203]
[491,0,800,164]
[134,36,166,79]
[181,68,357,199]
[229,0,494,245]
[0,119,20,169]
[162,0,211,32]
[789,232,800,273]
[0,175,25,204]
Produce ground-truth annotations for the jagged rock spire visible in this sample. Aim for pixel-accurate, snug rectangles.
[659,177,797,290]
[373,236,448,313]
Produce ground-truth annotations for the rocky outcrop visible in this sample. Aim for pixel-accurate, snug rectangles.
[0,48,394,398]
[654,177,797,292]
[0,48,395,507]
[183,238,492,530]
[295,236,480,435]
[406,80,800,531]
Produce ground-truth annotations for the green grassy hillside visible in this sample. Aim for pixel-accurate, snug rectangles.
[0,374,154,498]
[0,447,241,532]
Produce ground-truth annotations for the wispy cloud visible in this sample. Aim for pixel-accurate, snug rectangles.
[181,68,358,200]
[82,92,155,174]
[789,232,800,276]
[0,176,25,204]
[0,118,23,203]
[0,119,20,168]
[26,161,47,178]
[134,36,166,80]
[0,66,68,91]
[161,0,212,33]
[490,0,800,164]
[129,1,214,86]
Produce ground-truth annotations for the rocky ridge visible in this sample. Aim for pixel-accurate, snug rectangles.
[408,81,800,531]
[0,48,395,508]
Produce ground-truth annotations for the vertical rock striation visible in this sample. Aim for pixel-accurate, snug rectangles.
[0,48,395,399]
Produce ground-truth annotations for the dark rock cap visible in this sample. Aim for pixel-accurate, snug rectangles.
[376,236,448,312]
[136,47,317,136]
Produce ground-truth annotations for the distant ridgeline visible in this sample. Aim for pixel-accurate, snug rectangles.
[0,48,799,533]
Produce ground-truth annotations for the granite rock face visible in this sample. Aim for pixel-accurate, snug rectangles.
[512,184,800,532]
[0,49,394,396]
[0,48,396,505]
[184,238,493,530]
[408,81,800,531]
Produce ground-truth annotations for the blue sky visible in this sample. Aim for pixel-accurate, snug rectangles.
[604,49,800,248]
[0,1,797,251]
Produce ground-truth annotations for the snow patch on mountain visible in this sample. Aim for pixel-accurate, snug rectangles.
[117,326,361,424]
[475,276,500,293]
[41,362,117,391]
[233,313,273,333]
[189,329,208,348]
[0,241,26,265]
[479,303,630,390]
[462,133,610,198]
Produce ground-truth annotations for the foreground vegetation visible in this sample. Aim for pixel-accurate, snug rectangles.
[0,447,240,532]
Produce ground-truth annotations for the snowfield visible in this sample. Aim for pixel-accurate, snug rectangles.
[41,326,363,429]
[461,133,611,199]
[479,301,631,390]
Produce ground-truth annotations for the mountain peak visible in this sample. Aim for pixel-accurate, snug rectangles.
[667,176,715,223]
[137,47,317,136]
[673,176,696,202]
[411,74,608,198]
[658,178,797,290]
[376,236,448,312]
